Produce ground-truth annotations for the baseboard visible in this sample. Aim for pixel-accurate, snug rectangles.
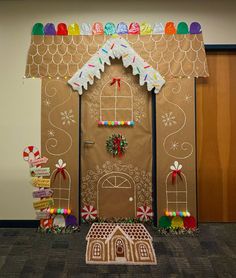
[0,220,39,228]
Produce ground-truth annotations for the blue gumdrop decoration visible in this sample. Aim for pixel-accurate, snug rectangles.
[44,23,56,35]
[190,22,202,34]
[116,22,128,34]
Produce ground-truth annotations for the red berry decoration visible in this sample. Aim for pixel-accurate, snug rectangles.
[183,216,196,229]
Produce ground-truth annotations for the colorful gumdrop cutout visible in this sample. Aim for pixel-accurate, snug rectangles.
[153,23,164,34]
[128,22,140,34]
[159,216,171,228]
[81,23,92,35]
[44,23,56,35]
[171,216,184,228]
[116,22,128,34]
[68,23,80,35]
[190,22,202,34]
[177,22,189,34]
[140,22,153,35]
[53,215,66,227]
[92,22,104,35]
[32,23,44,35]
[165,21,176,34]
[66,215,77,226]
[57,23,68,35]
[104,22,116,35]
[183,216,196,229]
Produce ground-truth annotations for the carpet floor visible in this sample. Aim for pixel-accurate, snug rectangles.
[0,223,235,277]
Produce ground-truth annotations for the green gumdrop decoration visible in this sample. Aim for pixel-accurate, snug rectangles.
[177,22,189,34]
[159,216,171,228]
[32,23,44,35]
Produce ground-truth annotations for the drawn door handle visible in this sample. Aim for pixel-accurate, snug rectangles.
[84,140,95,145]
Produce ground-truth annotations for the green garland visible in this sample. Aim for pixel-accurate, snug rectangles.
[106,134,128,157]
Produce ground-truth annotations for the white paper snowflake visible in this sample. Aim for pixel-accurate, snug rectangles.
[43,98,51,107]
[161,112,177,127]
[60,109,76,125]
[48,129,55,137]
[170,141,179,151]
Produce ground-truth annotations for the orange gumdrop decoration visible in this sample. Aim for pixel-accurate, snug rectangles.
[165,21,176,34]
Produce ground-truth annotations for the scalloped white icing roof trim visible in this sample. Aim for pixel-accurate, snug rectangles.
[68,36,165,95]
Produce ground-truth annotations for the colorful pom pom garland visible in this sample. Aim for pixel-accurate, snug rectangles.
[98,121,134,127]
[47,208,72,215]
[165,210,191,217]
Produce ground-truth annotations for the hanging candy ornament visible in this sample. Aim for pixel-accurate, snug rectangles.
[81,205,97,220]
[104,22,116,35]
[137,205,153,221]
[128,22,140,34]
[81,23,92,35]
[106,134,128,157]
[116,22,128,35]
[140,22,153,35]
[57,23,68,35]
[44,23,56,35]
[152,23,164,34]
[92,22,104,35]
[40,218,53,229]
[68,23,80,35]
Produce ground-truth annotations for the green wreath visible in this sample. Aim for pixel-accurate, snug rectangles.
[106,134,128,157]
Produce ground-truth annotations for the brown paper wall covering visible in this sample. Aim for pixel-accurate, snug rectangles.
[25,34,208,79]
[41,79,79,218]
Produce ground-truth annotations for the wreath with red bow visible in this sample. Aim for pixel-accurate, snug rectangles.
[106,134,128,157]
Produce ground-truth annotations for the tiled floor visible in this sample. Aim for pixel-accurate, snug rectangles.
[0,223,235,277]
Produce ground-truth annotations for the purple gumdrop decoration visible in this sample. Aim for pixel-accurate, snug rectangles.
[66,215,77,226]
[190,22,202,34]
[44,23,56,35]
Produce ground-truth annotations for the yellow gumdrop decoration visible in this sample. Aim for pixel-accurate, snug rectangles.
[171,216,184,228]
[140,22,153,35]
[68,23,80,35]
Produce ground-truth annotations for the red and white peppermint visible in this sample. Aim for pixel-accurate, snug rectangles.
[137,205,153,221]
[81,205,97,220]
[23,146,40,162]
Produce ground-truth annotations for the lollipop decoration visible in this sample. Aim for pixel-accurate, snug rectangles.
[137,205,153,221]
[81,205,97,221]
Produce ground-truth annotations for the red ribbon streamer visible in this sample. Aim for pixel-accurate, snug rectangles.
[53,168,66,182]
[172,170,182,184]
[113,137,122,156]
[110,78,121,90]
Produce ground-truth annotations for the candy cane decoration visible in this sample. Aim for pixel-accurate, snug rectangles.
[137,205,153,221]
[23,146,40,162]
[81,205,97,220]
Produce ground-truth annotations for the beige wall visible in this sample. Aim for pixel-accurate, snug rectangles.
[0,0,235,220]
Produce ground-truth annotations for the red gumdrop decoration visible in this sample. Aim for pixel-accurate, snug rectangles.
[183,216,196,229]
[57,23,68,35]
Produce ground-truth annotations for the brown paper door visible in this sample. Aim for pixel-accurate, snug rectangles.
[81,60,153,219]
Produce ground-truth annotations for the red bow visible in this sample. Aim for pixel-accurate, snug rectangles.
[172,170,182,184]
[113,137,122,156]
[110,78,121,89]
[53,168,66,182]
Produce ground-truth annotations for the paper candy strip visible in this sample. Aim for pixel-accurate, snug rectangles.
[35,210,50,220]
[98,121,134,127]
[68,37,165,95]
[30,156,48,166]
[33,198,54,210]
[30,167,50,177]
[31,177,50,188]
[32,188,53,198]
